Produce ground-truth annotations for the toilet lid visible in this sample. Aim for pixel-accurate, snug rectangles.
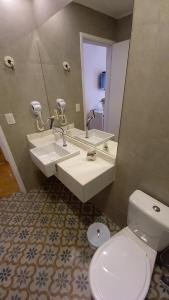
[89,235,151,300]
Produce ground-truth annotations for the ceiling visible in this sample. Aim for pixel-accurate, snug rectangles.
[74,0,133,19]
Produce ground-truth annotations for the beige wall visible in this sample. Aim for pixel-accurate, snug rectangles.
[0,0,50,190]
[116,14,133,42]
[32,0,72,26]
[0,2,120,191]
[92,0,169,226]
[112,0,169,222]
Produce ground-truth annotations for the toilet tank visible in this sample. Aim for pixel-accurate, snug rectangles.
[127,190,169,251]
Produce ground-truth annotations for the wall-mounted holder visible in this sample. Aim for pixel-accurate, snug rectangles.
[62,61,71,72]
[4,56,15,69]
[54,98,67,126]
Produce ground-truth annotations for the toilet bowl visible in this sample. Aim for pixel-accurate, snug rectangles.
[89,190,169,300]
[89,227,156,300]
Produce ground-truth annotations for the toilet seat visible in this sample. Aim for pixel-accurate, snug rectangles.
[89,233,151,300]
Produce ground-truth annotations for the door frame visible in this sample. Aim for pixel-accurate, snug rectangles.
[0,125,26,193]
[80,32,114,129]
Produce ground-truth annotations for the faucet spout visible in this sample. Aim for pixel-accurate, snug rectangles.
[53,125,67,147]
[62,132,67,147]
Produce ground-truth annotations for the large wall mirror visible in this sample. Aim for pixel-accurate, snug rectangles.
[80,33,130,157]
[36,0,134,159]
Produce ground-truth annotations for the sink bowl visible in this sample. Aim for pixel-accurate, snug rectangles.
[27,130,55,148]
[30,142,80,177]
[73,129,114,146]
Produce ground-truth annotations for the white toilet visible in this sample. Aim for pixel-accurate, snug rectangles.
[89,190,169,300]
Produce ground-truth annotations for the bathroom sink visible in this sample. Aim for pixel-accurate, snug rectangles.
[27,130,55,148]
[73,129,114,146]
[30,142,80,177]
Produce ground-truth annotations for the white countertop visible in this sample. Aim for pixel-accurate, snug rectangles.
[57,148,113,186]
[27,128,116,202]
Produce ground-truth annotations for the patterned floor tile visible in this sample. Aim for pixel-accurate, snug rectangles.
[65,214,79,229]
[50,268,72,295]
[50,215,65,229]
[0,263,16,288]
[62,229,78,246]
[20,244,44,265]
[74,247,94,268]
[12,264,35,289]
[57,246,76,268]
[38,245,59,266]
[6,290,28,300]
[5,243,27,264]
[0,177,168,299]
[0,242,11,260]
[72,269,90,298]
[30,266,53,293]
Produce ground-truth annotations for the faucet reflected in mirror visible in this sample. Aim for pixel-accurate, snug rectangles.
[86,109,95,138]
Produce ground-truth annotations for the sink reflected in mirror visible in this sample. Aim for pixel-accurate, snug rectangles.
[70,128,114,147]
[66,126,117,158]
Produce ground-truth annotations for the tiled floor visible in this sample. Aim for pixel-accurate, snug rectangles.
[0,177,168,300]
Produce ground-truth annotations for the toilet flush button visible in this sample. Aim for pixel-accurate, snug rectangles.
[153,205,160,212]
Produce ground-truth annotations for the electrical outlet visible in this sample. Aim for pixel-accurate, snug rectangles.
[76,104,80,112]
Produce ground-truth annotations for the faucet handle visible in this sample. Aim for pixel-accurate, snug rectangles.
[89,109,95,118]
[86,149,97,161]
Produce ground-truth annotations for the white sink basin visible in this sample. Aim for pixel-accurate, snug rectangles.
[27,130,55,148]
[30,142,80,177]
[73,129,114,146]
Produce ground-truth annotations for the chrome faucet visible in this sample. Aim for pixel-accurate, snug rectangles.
[85,110,95,138]
[53,125,67,147]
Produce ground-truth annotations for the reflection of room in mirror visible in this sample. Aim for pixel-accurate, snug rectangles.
[81,33,130,145]
[82,42,107,131]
